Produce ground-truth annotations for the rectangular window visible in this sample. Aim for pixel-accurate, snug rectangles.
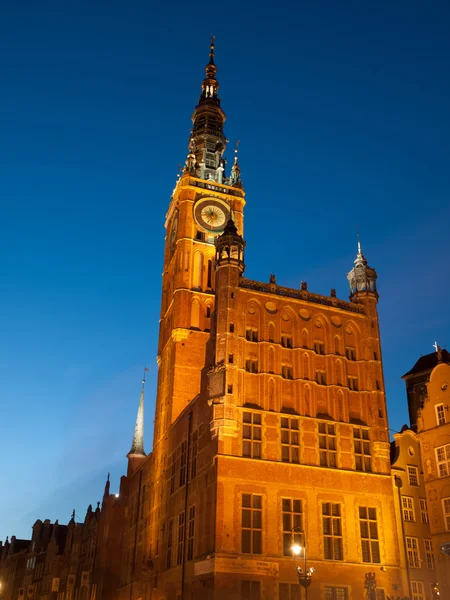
[230,323,235,332]
[243,412,262,459]
[411,581,425,600]
[408,466,419,486]
[402,496,415,522]
[279,583,300,600]
[282,498,302,556]
[179,441,187,487]
[319,422,337,467]
[348,376,359,390]
[436,444,450,477]
[169,453,176,495]
[281,335,293,349]
[314,341,325,355]
[375,591,386,600]
[406,537,420,568]
[166,519,173,569]
[176,512,185,566]
[324,587,348,600]
[245,359,258,373]
[242,494,262,554]
[419,499,429,524]
[241,581,260,600]
[282,365,294,379]
[187,506,195,560]
[315,370,326,385]
[442,497,450,531]
[195,230,205,241]
[281,418,300,463]
[322,503,343,560]
[435,403,446,426]
[424,539,435,569]
[246,328,258,342]
[359,506,380,563]
[354,428,371,472]
[345,347,356,361]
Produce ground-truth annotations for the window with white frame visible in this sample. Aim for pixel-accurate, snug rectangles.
[435,403,446,426]
[419,499,429,524]
[406,537,420,568]
[411,581,425,600]
[424,539,435,569]
[402,496,415,522]
[407,465,419,486]
[436,443,450,477]
[324,587,348,600]
[442,497,450,531]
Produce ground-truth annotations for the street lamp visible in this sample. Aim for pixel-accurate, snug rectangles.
[290,528,315,600]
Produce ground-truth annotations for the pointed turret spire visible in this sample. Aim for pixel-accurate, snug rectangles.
[127,370,148,471]
[347,236,378,301]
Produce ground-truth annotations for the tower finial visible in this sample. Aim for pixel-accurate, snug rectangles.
[209,35,215,65]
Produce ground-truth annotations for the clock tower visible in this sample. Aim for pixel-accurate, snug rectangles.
[154,37,245,446]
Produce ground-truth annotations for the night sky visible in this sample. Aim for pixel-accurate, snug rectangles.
[1,0,449,541]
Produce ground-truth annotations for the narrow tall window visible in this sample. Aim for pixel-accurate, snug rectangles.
[410,581,425,600]
[424,539,435,569]
[319,423,337,467]
[242,494,262,554]
[435,403,446,426]
[241,581,261,600]
[407,466,419,486]
[282,498,302,556]
[188,430,198,480]
[281,418,300,463]
[419,499,429,524]
[322,503,343,560]
[315,370,326,385]
[282,365,294,379]
[348,376,358,390]
[324,586,348,600]
[354,428,371,472]
[314,341,325,355]
[442,497,450,531]
[243,412,262,458]
[436,444,450,477]
[402,497,415,522]
[176,512,185,566]
[345,347,356,361]
[246,328,258,342]
[245,359,258,373]
[279,583,300,600]
[187,506,195,560]
[207,260,212,288]
[406,537,420,568]
[281,335,293,348]
[359,507,380,563]
[169,453,176,495]
[179,441,187,487]
[166,519,173,569]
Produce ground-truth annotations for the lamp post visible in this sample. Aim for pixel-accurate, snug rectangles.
[290,527,314,600]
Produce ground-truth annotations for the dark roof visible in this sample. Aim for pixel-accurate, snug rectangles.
[402,349,450,378]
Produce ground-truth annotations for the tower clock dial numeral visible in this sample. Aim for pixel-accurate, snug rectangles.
[194,198,230,232]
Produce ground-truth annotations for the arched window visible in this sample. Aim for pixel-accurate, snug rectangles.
[302,329,309,349]
[269,347,275,373]
[302,353,310,380]
[191,300,200,329]
[334,335,341,355]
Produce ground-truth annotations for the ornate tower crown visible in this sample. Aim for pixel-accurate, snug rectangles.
[214,218,246,273]
[347,239,378,301]
[184,37,234,184]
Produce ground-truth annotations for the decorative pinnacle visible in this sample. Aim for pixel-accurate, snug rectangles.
[127,370,148,458]
[209,35,215,65]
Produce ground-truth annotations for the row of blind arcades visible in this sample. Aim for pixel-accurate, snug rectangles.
[243,412,372,472]
[241,493,380,563]
[243,326,368,363]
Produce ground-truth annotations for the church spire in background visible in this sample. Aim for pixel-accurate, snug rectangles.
[127,370,148,474]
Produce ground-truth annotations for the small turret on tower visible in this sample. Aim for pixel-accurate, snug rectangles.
[126,371,147,475]
[214,218,245,274]
[347,238,378,302]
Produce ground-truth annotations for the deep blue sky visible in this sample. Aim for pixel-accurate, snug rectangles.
[1,0,449,541]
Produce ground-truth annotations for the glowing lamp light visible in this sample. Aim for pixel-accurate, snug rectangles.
[291,543,302,555]
[115,493,119,498]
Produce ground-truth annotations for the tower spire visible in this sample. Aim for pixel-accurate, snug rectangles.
[347,237,378,301]
[127,370,148,461]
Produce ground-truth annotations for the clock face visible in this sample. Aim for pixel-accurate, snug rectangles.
[194,198,230,232]
[169,210,178,250]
